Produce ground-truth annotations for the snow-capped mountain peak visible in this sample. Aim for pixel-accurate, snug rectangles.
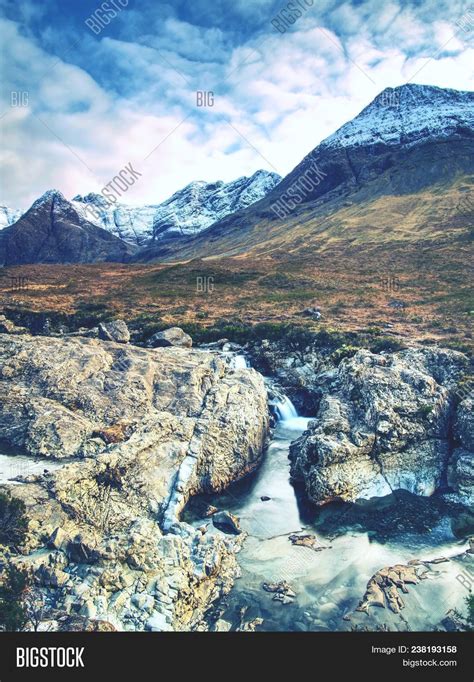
[322,83,474,150]
[0,170,281,245]
[30,189,69,210]
[150,170,281,240]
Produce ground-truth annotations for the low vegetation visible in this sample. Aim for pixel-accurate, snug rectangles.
[0,228,471,355]
[0,492,28,551]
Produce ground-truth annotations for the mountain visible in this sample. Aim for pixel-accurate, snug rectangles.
[71,170,281,246]
[0,190,135,265]
[0,205,22,229]
[2,85,472,265]
[0,170,280,265]
[137,84,473,261]
[71,194,158,246]
[150,170,282,240]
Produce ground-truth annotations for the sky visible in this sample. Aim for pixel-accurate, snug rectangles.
[0,0,473,208]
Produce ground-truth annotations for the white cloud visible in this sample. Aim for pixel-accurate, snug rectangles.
[0,0,473,209]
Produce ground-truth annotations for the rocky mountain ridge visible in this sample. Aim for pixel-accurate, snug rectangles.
[0,170,281,249]
[0,190,135,265]
[145,83,474,261]
[322,84,474,151]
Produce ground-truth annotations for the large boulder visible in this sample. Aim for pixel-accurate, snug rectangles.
[289,348,471,505]
[0,332,269,630]
[98,320,130,344]
[147,327,192,348]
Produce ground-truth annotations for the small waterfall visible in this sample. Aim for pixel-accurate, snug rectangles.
[275,396,298,421]
[274,395,311,431]
[231,354,249,369]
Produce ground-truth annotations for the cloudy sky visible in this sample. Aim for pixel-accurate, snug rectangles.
[1,0,473,208]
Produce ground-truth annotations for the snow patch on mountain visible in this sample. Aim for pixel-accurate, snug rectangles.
[0,205,22,228]
[72,194,158,246]
[152,170,281,240]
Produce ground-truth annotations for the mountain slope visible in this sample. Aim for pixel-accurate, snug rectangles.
[71,194,158,246]
[0,190,135,265]
[135,84,473,261]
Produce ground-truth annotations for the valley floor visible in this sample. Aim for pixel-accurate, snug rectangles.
[0,234,472,354]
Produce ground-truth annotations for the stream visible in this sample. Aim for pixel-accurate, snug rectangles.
[0,449,69,485]
[185,356,472,632]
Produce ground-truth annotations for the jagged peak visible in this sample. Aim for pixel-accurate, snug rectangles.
[72,192,107,204]
[249,169,281,181]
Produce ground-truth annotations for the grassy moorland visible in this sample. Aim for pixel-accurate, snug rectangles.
[0,231,472,354]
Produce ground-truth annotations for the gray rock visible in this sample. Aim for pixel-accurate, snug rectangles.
[98,320,130,344]
[0,315,27,334]
[48,527,69,551]
[448,448,474,505]
[212,510,242,535]
[301,307,321,319]
[132,593,155,612]
[289,347,470,505]
[455,397,474,451]
[79,601,97,619]
[146,327,192,348]
[147,612,173,632]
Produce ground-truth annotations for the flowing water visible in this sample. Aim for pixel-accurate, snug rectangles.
[0,451,69,485]
[230,354,249,370]
[185,392,472,631]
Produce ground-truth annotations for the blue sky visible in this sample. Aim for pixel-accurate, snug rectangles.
[1,0,473,207]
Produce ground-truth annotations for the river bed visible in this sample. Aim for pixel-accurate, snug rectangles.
[185,396,472,632]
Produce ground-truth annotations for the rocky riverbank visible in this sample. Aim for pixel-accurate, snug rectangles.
[0,332,269,630]
[288,347,473,506]
[0,320,472,632]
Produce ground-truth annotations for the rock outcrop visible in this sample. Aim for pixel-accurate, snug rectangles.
[354,549,472,617]
[448,397,474,505]
[98,320,131,344]
[146,327,192,349]
[289,348,472,505]
[0,333,269,631]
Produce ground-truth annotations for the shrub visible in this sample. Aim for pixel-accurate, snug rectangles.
[0,492,28,550]
[330,344,360,364]
[0,565,29,631]
[277,325,318,363]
